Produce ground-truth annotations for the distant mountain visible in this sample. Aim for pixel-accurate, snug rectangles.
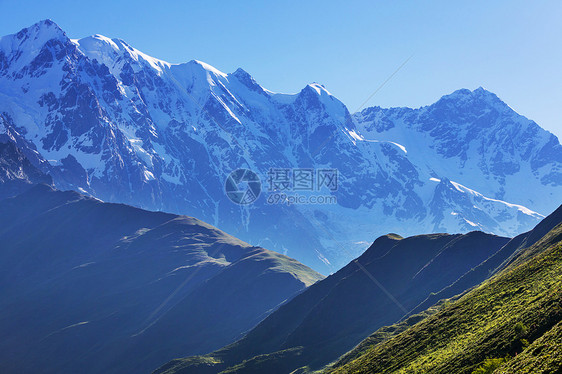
[0,141,52,199]
[0,115,52,199]
[154,231,510,373]
[0,185,323,374]
[354,88,562,215]
[327,204,562,374]
[0,20,558,272]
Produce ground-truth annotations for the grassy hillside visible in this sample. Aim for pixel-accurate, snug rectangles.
[494,320,562,373]
[328,302,444,370]
[154,232,510,374]
[413,204,562,315]
[328,221,562,374]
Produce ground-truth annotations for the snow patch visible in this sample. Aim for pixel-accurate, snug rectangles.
[450,180,544,218]
[389,141,407,154]
[143,170,155,181]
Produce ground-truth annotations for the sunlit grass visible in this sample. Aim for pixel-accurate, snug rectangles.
[330,224,562,374]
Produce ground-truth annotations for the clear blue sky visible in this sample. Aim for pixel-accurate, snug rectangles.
[1,0,561,138]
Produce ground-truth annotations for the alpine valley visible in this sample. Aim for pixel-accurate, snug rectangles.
[1,20,561,273]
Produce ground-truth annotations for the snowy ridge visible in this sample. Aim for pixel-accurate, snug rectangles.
[449,180,543,218]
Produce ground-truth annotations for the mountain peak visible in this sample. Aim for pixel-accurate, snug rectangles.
[76,33,170,74]
[38,19,57,27]
[429,87,513,116]
[356,233,403,263]
[15,19,66,43]
[232,67,251,78]
[29,19,61,31]
[441,87,502,104]
[186,59,227,78]
[231,67,265,92]
[304,82,332,96]
[231,67,254,83]
[0,19,68,62]
[297,83,334,103]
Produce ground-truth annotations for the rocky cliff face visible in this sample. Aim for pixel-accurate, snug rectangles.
[0,114,53,199]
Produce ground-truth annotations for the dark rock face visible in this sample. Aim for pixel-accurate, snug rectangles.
[0,115,53,199]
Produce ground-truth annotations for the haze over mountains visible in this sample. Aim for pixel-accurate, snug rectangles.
[1,20,560,273]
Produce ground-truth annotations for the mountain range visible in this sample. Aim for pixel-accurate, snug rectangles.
[1,148,559,373]
[1,20,560,273]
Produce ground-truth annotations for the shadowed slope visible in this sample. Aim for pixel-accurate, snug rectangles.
[0,185,323,374]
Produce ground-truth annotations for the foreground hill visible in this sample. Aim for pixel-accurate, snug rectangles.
[328,205,562,373]
[411,199,562,315]
[0,185,323,374]
[154,231,511,373]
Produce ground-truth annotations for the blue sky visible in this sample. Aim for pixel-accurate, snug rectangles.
[1,0,561,138]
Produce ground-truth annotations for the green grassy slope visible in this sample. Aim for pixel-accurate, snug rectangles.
[494,320,562,374]
[328,302,444,371]
[329,221,562,374]
[412,204,562,315]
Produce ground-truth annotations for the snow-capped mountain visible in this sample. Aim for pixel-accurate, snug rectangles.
[354,88,562,215]
[0,20,559,272]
